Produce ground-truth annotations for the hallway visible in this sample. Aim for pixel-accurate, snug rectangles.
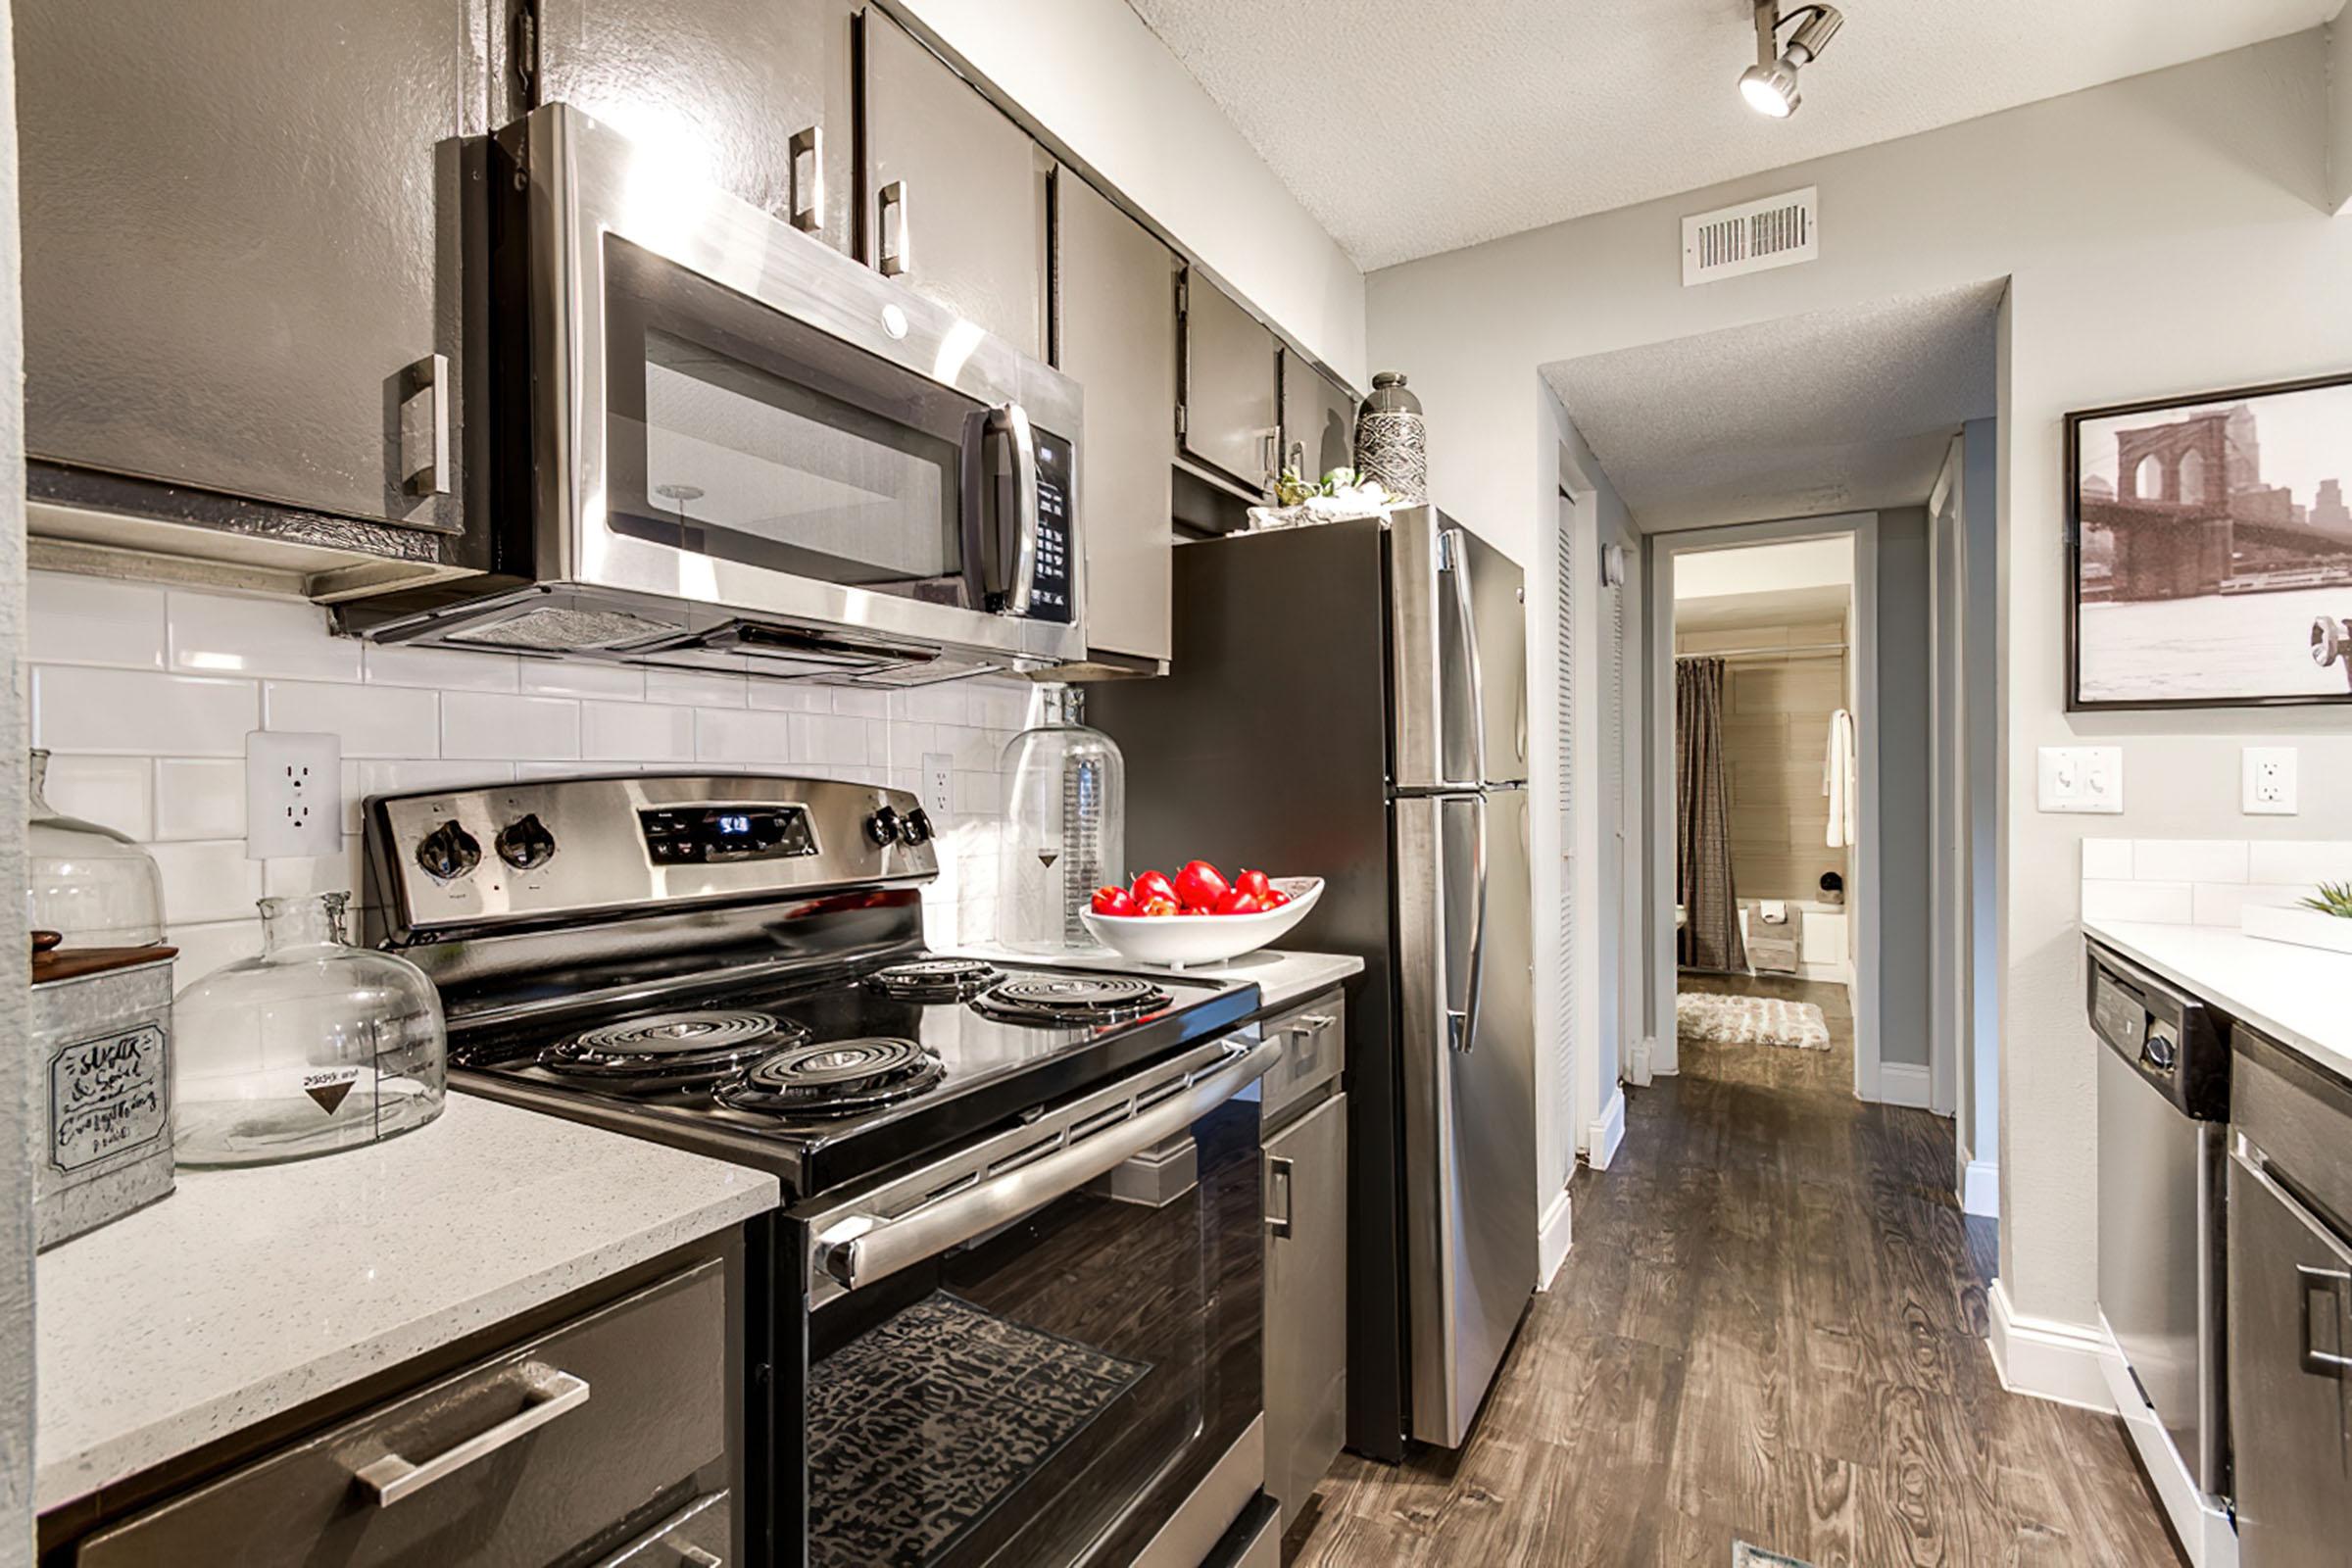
[1289,975,2180,1567]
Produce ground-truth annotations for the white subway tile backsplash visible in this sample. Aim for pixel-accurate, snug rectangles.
[171,589,358,681]
[646,668,748,709]
[2191,882,2307,927]
[2082,879,2193,925]
[29,572,167,668]
[357,760,515,804]
[694,708,797,764]
[167,918,265,981]
[798,713,870,765]
[41,755,155,840]
[441,692,581,761]
[519,660,645,700]
[265,680,439,759]
[2132,839,2248,885]
[151,840,265,924]
[2081,839,2134,881]
[35,666,258,756]
[2249,840,2352,888]
[262,836,368,903]
[154,759,248,842]
[894,684,969,725]
[749,682,835,714]
[364,642,519,692]
[829,686,889,718]
[582,701,693,761]
[969,680,1033,730]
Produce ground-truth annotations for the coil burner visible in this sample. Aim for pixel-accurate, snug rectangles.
[864,956,1004,1003]
[541,1009,805,1090]
[714,1036,947,1118]
[973,975,1174,1027]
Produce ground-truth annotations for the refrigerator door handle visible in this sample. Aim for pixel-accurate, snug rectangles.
[1440,526,1489,789]
[1449,793,1490,1054]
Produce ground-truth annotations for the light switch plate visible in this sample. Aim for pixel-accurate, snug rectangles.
[921,752,955,825]
[2036,745,2124,814]
[246,731,343,858]
[2243,746,2298,814]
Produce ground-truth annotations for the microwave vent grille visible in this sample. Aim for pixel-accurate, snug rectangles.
[446,606,684,652]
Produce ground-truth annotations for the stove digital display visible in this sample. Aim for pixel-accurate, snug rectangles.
[641,805,816,865]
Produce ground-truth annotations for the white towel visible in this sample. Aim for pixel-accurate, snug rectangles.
[1758,900,1788,925]
[1824,709,1858,848]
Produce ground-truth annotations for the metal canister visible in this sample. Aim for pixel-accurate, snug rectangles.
[32,935,175,1249]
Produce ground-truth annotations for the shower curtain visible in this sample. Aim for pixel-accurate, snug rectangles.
[1677,657,1745,972]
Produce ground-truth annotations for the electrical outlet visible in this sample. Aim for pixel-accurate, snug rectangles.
[921,752,955,825]
[2243,746,2298,815]
[2036,746,2124,814]
[246,731,343,858]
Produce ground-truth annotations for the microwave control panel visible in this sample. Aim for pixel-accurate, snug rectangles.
[1028,430,1074,623]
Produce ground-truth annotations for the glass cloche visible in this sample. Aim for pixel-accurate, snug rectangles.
[998,684,1125,954]
[173,892,447,1166]
[27,748,166,948]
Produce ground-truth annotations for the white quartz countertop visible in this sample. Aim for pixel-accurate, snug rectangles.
[36,1091,778,1512]
[951,947,1363,1014]
[2082,917,2352,1081]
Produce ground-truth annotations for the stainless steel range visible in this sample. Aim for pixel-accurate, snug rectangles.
[363,772,1280,1568]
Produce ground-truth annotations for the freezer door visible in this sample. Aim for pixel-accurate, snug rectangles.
[1391,508,1530,790]
[1396,787,1538,1447]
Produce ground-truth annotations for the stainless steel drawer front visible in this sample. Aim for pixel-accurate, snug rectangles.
[1259,994,1344,1130]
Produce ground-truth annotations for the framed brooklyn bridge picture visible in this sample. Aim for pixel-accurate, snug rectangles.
[2067,371,2352,710]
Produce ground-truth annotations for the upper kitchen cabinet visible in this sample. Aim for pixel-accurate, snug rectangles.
[858,8,1049,359]
[530,0,857,251]
[1053,170,1178,670]
[1178,269,1281,498]
[1282,348,1357,485]
[17,0,473,543]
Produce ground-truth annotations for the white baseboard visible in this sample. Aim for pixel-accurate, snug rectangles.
[1985,1280,2114,1412]
[1586,1087,1627,1170]
[2097,1314,2238,1568]
[1961,1158,1999,1218]
[1537,1187,1574,1290]
[1875,1060,1934,1109]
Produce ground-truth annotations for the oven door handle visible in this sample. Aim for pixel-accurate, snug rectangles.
[817,1036,1280,1294]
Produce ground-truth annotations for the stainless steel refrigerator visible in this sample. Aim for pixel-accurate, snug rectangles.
[1091,505,1537,1458]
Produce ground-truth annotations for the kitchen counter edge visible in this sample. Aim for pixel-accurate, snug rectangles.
[2082,916,2352,1084]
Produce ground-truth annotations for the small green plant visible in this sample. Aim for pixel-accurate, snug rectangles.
[2299,881,2352,919]
[1274,466,1396,509]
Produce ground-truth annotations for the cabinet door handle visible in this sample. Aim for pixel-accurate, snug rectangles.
[2300,1264,2352,1376]
[1298,1013,1337,1035]
[1265,1153,1294,1238]
[789,125,823,234]
[354,1366,591,1505]
[879,180,909,276]
[399,352,451,498]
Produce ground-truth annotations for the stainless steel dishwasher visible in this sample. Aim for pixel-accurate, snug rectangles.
[2088,941,2232,1550]
[2229,1022,2352,1565]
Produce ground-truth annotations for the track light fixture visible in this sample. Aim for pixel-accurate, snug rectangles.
[1740,1,1842,119]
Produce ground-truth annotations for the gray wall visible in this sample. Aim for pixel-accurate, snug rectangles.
[1962,418,2001,1169]
[1876,507,1932,1069]
[1,0,33,1554]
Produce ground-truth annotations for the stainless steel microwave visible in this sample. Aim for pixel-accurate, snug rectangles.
[340,103,1085,684]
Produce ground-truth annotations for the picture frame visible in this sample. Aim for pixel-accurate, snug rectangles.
[2066,371,2352,711]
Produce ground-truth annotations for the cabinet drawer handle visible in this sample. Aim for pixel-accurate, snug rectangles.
[789,125,822,234]
[353,1366,591,1505]
[1265,1153,1294,1239]
[879,181,909,276]
[2300,1264,2352,1377]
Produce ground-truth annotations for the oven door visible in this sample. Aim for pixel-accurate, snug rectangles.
[514,103,1084,667]
[787,1035,1277,1568]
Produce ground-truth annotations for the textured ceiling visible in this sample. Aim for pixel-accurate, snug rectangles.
[1544,279,2000,532]
[1123,0,2337,270]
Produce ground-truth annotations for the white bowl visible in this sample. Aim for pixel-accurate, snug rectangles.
[1081,877,1324,969]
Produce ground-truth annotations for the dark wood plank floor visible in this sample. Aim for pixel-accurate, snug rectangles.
[1288,973,2181,1567]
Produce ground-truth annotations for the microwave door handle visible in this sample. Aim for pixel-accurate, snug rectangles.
[960,403,1041,615]
[817,1037,1281,1293]
[1001,402,1041,616]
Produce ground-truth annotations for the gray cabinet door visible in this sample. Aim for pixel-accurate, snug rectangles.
[1264,1092,1348,1531]
[534,0,857,251]
[860,8,1048,358]
[1053,170,1176,666]
[1282,348,1356,486]
[17,0,471,531]
[1179,270,1280,496]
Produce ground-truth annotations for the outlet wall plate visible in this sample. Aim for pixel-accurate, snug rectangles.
[921,752,955,824]
[2036,745,2124,814]
[246,731,343,858]
[2242,746,2298,815]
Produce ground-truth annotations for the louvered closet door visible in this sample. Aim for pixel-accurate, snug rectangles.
[1554,508,1577,1193]
[1613,544,1643,1059]
[1597,548,1625,1095]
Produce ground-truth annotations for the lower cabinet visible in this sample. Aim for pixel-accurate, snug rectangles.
[1263,1089,1348,1533]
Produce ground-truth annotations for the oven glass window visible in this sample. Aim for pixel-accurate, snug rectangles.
[801,1096,1262,1567]
[603,237,981,608]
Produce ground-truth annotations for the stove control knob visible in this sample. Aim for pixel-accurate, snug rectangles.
[416,818,481,882]
[898,808,934,847]
[496,812,557,871]
[864,806,902,848]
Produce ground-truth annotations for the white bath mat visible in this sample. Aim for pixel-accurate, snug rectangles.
[1676,992,1831,1051]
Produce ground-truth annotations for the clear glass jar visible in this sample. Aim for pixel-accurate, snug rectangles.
[998,685,1125,953]
[27,748,166,948]
[173,892,447,1167]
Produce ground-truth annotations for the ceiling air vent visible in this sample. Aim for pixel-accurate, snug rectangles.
[1682,186,1818,286]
